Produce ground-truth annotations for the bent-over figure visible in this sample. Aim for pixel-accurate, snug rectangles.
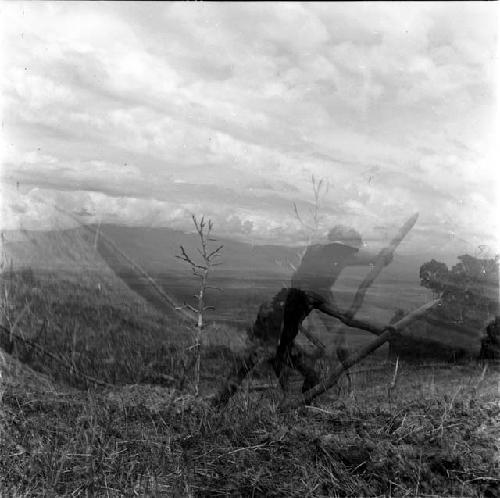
[291,225,391,361]
[212,225,392,407]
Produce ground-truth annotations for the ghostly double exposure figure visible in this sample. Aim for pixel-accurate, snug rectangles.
[289,225,387,359]
[213,225,395,407]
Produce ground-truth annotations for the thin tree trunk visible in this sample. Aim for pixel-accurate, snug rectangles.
[194,326,201,396]
[194,273,207,395]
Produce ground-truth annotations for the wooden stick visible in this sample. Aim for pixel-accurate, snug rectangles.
[346,213,419,319]
[212,292,438,407]
[299,324,326,351]
[279,298,439,411]
[300,214,418,351]
[313,298,387,336]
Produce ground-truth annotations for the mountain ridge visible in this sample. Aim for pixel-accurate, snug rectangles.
[1,223,432,278]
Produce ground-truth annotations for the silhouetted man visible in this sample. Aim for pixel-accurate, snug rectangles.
[212,225,392,406]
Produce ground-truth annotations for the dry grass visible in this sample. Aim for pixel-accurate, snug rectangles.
[0,269,197,389]
[1,364,499,497]
[1,269,499,496]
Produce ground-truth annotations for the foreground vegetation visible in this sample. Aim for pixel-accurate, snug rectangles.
[1,270,499,496]
[2,357,499,496]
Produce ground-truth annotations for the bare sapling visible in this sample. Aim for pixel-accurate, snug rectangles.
[176,215,223,395]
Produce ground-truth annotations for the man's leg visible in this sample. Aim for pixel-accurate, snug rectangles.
[211,343,269,407]
[270,344,319,393]
[275,288,322,393]
[289,346,321,392]
[214,288,320,406]
[213,288,288,407]
[276,288,310,358]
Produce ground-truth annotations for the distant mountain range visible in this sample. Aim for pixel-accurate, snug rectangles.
[99,224,435,279]
[3,223,494,355]
[96,224,298,277]
[0,222,451,277]
[1,222,433,292]
[1,222,430,319]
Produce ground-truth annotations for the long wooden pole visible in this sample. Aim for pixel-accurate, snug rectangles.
[300,213,419,352]
[346,212,419,319]
[300,324,326,351]
[279,298,439,411]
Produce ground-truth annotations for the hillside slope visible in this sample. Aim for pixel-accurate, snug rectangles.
[0,226,186,323]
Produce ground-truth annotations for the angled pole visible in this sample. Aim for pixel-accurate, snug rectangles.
[347,212,419,319]
[279,298,439,411]
[332,212,419,379]
[300,213,419,353]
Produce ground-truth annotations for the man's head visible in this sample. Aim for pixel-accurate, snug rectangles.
[327,225,363,249]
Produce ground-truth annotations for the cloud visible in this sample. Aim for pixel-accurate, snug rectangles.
[0,2,498,254]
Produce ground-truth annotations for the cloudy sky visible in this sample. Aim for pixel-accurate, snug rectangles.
[1,2,498,255]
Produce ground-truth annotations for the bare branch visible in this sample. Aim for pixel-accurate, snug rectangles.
[177,246,193,263]
[192,214,199,232]
[293,201,316,233]
[293,202,304,226]
[176,246,208,274]
[208,245,224,260]
[176,303,199,314]
[176,213,224,395]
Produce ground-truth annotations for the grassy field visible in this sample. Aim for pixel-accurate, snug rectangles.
[1,269,499,496]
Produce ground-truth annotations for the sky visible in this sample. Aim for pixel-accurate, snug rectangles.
[0,2,499,257]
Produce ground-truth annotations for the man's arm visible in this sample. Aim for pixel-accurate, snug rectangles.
[348,247,378,266]
[348,247,393,267]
